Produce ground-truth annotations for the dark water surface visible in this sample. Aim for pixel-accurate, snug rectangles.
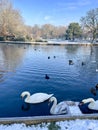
[0,43,98,117]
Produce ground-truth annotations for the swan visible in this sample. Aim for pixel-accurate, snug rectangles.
[49,96,68,115]
[82,98,98,110]
[21,91,53,104]
[81,98,95,104]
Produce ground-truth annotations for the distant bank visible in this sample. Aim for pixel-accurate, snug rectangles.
[0,40,98,46]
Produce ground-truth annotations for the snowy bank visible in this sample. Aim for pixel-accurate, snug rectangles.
[0,119,98,130]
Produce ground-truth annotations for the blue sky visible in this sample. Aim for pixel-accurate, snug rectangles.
[12,0,98,26]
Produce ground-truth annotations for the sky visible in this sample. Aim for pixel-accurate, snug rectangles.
[11,0,98,26]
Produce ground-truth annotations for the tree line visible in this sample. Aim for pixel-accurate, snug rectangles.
[0,0,98,42]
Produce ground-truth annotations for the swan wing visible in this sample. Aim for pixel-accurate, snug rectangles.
[55,101,68,114]
[28,93,53,104]
[88,101,98,110]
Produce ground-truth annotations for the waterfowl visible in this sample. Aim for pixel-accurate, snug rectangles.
[90,87,97,96]
[48,56,50,59]
[95,84,98,90]
[81,61,85,66]
[69,60,74,65]
[53,56,56,58]
[78,98,97,114]
[82,98,98,110]
[96,69,98,72]
[82,98,95,104]
[45,74,50,79]
[21,91,53,104]
[49,96,68,115]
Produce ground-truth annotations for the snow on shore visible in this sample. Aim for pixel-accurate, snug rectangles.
[0,119,98,130]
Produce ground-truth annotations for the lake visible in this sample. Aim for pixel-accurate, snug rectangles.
[0,43,98,117]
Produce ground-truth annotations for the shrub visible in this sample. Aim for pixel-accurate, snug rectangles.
[0,36,5,41]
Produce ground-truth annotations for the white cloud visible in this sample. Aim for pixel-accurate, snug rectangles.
[57,0,91,11]
[44,16,51,20]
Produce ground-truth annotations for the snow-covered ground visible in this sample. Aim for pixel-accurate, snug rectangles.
[0,119,98,130]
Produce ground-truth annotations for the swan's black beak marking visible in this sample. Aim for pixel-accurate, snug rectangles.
[21,95,23,99]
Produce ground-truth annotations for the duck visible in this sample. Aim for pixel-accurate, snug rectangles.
[90,87,97,96]
[81,61,85,66]
[82,98,98,110]
[45,74,50,79]
[53,56,56,58]
[69,60,74,65]
[49,96,68,115]
[48,56,50,59]
[21,91,53,104]
[95,84,98,90]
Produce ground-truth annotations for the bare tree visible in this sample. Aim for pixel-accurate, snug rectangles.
[41,24,66,39]
[80,8,98,42]
[0,0,26,40]
[32,24,41,39]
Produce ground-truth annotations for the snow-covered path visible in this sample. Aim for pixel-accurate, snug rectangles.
[0,119,98,130]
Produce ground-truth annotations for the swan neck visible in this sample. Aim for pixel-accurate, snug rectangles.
[50,97,57,114]
[23,92,30,100]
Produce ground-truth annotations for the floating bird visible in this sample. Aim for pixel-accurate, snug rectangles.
[78,98,98,114]
[82,98,98,110]
[48,56,50,59]
[95,84,98,90]
[21,91,53,104]
[45,74,50,79]
[53,56,56,58]
[82,98,95,104]
[96,69,98,72]
[69,60,74,65]
[49,96,68,115]
[90,87,97,96]
[81,62,85,66]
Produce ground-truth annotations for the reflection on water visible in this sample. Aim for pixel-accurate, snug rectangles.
[22,103,30,111]
[0,44,26,71]
[0,43,98,117]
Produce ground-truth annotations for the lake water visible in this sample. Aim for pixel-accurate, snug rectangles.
[0,43,98,117]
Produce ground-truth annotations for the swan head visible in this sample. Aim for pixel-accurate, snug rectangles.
[21,91,30,99]
[82,98,95,104]
[49,96,57,103]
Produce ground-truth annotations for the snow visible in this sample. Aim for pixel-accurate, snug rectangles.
[68,102,83,116]
[0,119,98,130]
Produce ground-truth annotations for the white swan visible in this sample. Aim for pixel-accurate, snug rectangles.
[82,98,95,104]
[49,96,68,115]
[21,91,53,104]
[82,98,98,110]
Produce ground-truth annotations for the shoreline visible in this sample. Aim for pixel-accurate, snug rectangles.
[0,114,98,125]
[0,41,98,46]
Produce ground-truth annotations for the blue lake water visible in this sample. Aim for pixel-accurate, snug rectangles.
[0,43,98,117]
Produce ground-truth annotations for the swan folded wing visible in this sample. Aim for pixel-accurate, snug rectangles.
[56,102,68,114]
[88,101,98,110]
[29,93,53,104]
